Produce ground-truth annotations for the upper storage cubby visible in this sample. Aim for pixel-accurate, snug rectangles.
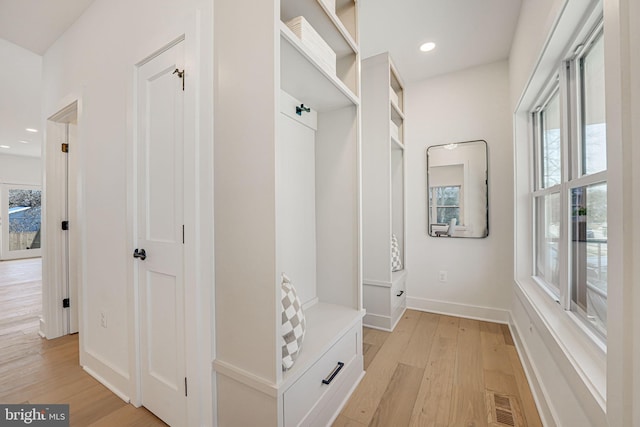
[281,0,359,101]
[389,62,404,146]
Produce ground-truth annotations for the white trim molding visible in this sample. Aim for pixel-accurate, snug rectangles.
[407,296,510,324]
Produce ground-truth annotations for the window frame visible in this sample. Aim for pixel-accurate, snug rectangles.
[530,19,607,343]
[428,185,462,225]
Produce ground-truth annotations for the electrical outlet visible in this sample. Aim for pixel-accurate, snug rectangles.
[439,270,448,282]
[100,311,107,328]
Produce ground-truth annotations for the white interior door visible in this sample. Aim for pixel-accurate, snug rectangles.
[136,40,186,426]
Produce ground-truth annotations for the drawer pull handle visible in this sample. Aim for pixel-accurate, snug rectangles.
[397,290,404,297]
[322,362,345,385]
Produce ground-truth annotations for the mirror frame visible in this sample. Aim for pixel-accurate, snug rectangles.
[426,139,489,238]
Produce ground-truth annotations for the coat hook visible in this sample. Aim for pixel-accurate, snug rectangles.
[296,104,311,116]
[173,68,185,91]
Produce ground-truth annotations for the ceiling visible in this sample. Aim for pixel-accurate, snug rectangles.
[360,0,522,83]
[0,0,95,158]
[0,0,522,158]
[0,0,95,55]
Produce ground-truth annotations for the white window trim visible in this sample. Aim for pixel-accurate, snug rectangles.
[512,0,608,415]
[529,17,608,344]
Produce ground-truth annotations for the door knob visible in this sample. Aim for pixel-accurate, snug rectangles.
[133,248,147,260]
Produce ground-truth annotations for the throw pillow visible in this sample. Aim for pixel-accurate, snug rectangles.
[281,273,306,371]
[391,234,403,272]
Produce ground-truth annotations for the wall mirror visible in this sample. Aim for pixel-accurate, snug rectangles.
[427,140,488,238]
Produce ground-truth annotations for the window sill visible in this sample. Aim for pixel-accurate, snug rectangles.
[513,276,607,411]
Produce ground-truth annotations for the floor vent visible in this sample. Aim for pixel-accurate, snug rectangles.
[496,408,515,426]
[486,391,523,427]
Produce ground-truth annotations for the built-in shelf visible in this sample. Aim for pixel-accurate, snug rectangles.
[391,135,405,150]
[390,100,405,124]
[362,52,406,332]
[280,22,359,111]
[281,0,358,57]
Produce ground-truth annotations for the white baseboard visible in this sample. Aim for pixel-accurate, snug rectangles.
[507,314,557,427]
[407,296,510,323]
[38,317,46,338]
[83,365,130,403]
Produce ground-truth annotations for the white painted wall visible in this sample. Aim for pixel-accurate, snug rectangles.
[509,0,566,108]
[41,0,214,424]
[405,60,513,321]
[0,154,41,185]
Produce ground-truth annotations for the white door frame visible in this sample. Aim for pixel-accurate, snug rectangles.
[42,98,85,352]
[128,8,214,425]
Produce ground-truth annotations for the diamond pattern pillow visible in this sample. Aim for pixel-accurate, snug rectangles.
[391,233,403,272]
[281,273,306,371]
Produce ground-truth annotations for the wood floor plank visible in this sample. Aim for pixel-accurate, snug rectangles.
[507,346,543,427]
[369,363,424,427]
[483,370,519,397]
[362,327,390,347]
[341,310,420,424]
[399,312,440,369]
[67,383,129,426]
[448,386,489,427]
[501,324,515,346]
[362,342,381,370]
[331,414,367,427]
[408,316,459,427]
[479,321,505,346]
[480,323,514,376]
[88,404,166,427]
[454,318,484,391]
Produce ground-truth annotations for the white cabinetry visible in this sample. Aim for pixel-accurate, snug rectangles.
[362,53,407,331]
[214,0,363,425]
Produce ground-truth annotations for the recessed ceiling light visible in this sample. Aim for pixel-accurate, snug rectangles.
[420,42,436,52]
[25,128,38,133]
[0,145,10,149]
[19,140,29,144]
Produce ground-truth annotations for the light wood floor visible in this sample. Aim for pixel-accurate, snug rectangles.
[335,310,543,427]
[3,259,541,426]
[0,258,165,426]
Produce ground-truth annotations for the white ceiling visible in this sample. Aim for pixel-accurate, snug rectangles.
[0,0,522,158]
[0,0,95,55]
[0,0,94,158]
[360,0,522,83]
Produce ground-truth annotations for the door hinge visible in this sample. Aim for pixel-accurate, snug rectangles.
[61,220,69,231]
[61,143,69,153]
[185,377,188,397]
[182,225,185,244]
[63,298,70,308]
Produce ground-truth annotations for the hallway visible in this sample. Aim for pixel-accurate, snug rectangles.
[0,258,165,426]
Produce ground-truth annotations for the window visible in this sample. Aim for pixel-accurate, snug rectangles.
[540,89,562,188]
[531,23,607,339]
[429,186,461,224]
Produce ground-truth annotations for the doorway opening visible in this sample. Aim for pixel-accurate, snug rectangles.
[43,101,80,339]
